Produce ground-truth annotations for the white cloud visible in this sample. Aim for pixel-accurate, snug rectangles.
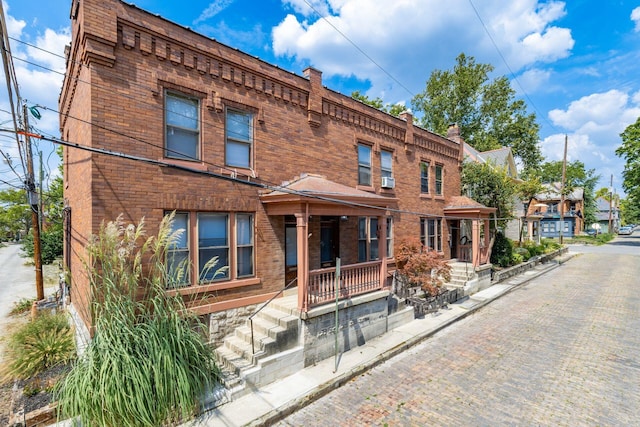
[194,0,235,25]
[543,90,640,192]
[516,68,551,94]
[271,0,574,102]
[631,6,640,32]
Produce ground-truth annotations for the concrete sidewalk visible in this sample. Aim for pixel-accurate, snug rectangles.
[188,252,576,427]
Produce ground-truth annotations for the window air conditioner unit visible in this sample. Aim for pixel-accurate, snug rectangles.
[381,176,395,189]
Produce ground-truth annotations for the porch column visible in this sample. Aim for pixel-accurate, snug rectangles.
[472,219,480,267]
[378,215,388,289]
[527,220,534,241]
[295,212,309,312]
[483,218,490,264]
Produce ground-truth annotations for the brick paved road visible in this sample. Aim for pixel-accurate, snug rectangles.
[277,249,640,426]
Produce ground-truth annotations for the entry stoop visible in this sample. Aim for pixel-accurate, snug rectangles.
[214,294,302,403]
[446,261,478,295]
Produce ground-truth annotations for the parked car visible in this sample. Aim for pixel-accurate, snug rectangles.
[618,226,633,235]
[585,228,597,236]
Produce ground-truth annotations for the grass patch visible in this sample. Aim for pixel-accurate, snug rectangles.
[566,233,615,245]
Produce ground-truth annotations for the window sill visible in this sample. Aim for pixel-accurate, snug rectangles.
[419,193,432,199]
[356,185,375,192]
[160,157,208,171]
[166,276,261,296]
[218,166,256,179]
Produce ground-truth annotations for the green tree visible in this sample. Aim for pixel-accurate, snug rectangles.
[351,90,406,117]
[620,195,640,225]
[0,188,31,240]
[616,116,640,216]
[21,148,64,263]
[461,161,515,229]
[411,53,542,173]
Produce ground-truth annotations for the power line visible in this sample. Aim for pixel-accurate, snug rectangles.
[2,127,511,222]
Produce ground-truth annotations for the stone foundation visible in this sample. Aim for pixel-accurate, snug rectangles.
[208,304,259,348]
[300,291,394,367]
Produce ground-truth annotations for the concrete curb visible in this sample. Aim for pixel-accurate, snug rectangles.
[247,253,577,427]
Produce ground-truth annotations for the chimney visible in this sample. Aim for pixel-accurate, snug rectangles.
[447,123,461,142]
[303,67,323,127]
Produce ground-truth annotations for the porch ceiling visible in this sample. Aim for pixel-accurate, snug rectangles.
[260,173,398,216]
[443,195,496,218]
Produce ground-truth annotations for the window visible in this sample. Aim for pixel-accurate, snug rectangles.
[165,211,254,287]
[236,214,254,277]
[358,216,379,262]
[165,92,199,160]
[548,203,559,213]
[381,150,393,179]
[198,213,230,282]
[420,162,429,193]
[358,144,372,186]
[435,164,443,195]
[226,109,253,168]
[386,217,393,258]
[167,212,190,287]
[420,218,443,252]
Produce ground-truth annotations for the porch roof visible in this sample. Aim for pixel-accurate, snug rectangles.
[260,173,397,216]
[443,195,496,218]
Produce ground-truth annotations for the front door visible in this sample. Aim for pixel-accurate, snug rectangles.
[320,217,339,268]
[285,217,298,285]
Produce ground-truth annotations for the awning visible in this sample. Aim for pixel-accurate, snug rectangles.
[260,173,398,216]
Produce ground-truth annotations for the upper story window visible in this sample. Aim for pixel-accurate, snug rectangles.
[381,150,393,179]
[435,164,443,195]
[420,161,429,193]
[358,144,372,186]
[165,92,199,160]
[226,109,253,169]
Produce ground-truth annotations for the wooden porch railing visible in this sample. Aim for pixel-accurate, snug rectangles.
[307,260,381,308]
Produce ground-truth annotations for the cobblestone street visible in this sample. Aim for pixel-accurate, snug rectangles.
[277,249,640,426]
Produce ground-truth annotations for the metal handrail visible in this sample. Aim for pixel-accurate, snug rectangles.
[248,277,297,355]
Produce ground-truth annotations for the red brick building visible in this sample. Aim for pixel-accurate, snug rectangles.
[60,0,492,375]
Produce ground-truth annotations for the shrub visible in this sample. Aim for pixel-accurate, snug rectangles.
[2,312,75,381]
[514,246,530,260]
[395,237,451,296]
[490,231,513,268]
[55,213,220,427]
[21,226,63,264]
[511,252,524,264]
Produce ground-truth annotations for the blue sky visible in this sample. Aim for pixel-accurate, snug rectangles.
[3,0,640,198]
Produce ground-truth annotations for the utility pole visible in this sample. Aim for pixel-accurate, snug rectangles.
[39,150,43,231]
[559,135,568,245]
[23,104,44,300]
[608,174,613,233]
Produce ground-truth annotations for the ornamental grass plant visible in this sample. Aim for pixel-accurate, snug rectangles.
[55,213,220,427]
[1,311,75,381]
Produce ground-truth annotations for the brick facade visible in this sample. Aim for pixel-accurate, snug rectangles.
[60,0,463,330]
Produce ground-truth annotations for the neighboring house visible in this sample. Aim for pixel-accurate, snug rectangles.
[594,196,619,233]
[60,0,495,392]
[462,144,535,242]
[527,183,584,238]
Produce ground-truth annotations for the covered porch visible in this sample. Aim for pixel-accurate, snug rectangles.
[261,174,398,313]
[444,196,497,268]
